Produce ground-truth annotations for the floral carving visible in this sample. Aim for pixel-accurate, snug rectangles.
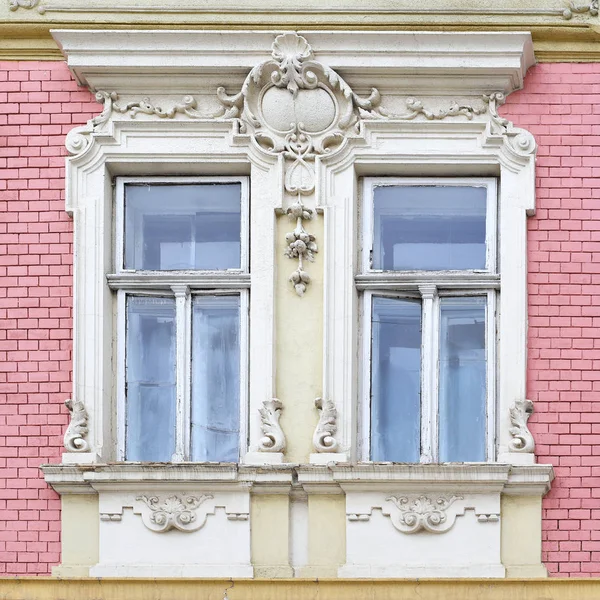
[313,398,339,453]
[136,494,213,533]
[562,0,598,18]
[112,95,207,120]
[258,399,286,453]
[64,398,89,453]
[9,0,45,13]
[385,495,463,534]
[284,200,317,296]
[215,32,386,199]
[391,97,486,121]
[508,399,535,453]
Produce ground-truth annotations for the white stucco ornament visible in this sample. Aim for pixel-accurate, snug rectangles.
[136,493,213,533]
[384,495,463,534]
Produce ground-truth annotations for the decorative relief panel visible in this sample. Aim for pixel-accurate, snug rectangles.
[383,495,463,534]
[136,494,213,533]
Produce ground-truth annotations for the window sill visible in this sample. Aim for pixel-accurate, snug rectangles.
[41,461,553,497]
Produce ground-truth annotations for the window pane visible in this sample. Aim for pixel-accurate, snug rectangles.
[124,183,242,271]
[372,184,487,271]
[126,296,177,461]
[191,295,241,462]
[438,297,487,462]
[371,297,421,462]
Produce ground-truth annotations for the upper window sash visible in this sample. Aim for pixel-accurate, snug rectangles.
[114,176,250,274]
[362,177,498,275]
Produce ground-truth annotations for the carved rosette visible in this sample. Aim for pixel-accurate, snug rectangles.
[136,494,213,533]
[313,397,339,453]
[508,399,535,453]
[258,399,286,453]
[63,398,89,453]
[384,495,463,534]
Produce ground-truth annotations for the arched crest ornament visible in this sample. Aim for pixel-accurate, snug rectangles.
[215,32,385,197]
[216,32,385,296]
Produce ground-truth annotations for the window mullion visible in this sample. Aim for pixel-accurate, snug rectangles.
[171,284,190,462]
[418,284,438,464]
[486,290,497,461]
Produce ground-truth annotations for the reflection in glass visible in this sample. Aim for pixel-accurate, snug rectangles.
[372,185,487,271]
[371,297,421,462]
[438,297,487,462]
[126,297,177,461]
[191,296,241,462]
[124,183,242,271]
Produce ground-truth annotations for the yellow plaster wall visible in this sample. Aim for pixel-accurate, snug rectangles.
[275,212,324,464]
[297,494,346,578]
[250,494,293,578]
[501,495,547,578]
[2,578,600,600]
[53,495,98,577]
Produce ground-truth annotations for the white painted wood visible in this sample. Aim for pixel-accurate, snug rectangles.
[115,290,126,461]
[172,285,189,462]
[419,284,436,464]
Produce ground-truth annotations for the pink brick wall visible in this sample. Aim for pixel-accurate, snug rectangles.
[0,59,599,576]
[0,61,97,574]
[503,63,600,577]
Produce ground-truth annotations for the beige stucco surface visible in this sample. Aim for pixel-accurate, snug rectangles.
[276,213,324,464]
[501,495,547,578]
[53,495,99,577]
[251,494,293,577]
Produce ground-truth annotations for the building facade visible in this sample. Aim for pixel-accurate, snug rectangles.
[1,1,600,597]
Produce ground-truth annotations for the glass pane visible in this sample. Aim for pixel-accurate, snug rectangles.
[371,297,421,462]
[372,184,488,271]
[124,182,242,271]
[191,295,241,462]
[126,296,177,461]
[438,297,487,462]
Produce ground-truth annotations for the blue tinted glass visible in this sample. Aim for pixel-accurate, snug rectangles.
[126,296,177,461]
[124,183,241,270]
[372,185,487,271]
[191,296,240,462]
[438,297,487,462]
[371,297,421,462]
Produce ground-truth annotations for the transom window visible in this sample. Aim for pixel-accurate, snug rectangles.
[361,177,497,464]
[114,177,249,462]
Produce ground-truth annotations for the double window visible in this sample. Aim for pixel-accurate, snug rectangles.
[361,178,498,464]
[114,177,249,462]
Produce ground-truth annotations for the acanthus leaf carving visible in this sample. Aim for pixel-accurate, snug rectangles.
[112,95,208,120]
[508,399,535,453]
[258,399,286,453]
[483,92,537,156]
[384,494,463,534]
[313,397,339,453]
[65,90,118,156]
[63,398,90,453]
[136,493,213,533]
[284,199,317,296]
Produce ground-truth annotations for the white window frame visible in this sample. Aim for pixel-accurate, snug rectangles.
[113,176,250,462]
[359,177,498,463]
